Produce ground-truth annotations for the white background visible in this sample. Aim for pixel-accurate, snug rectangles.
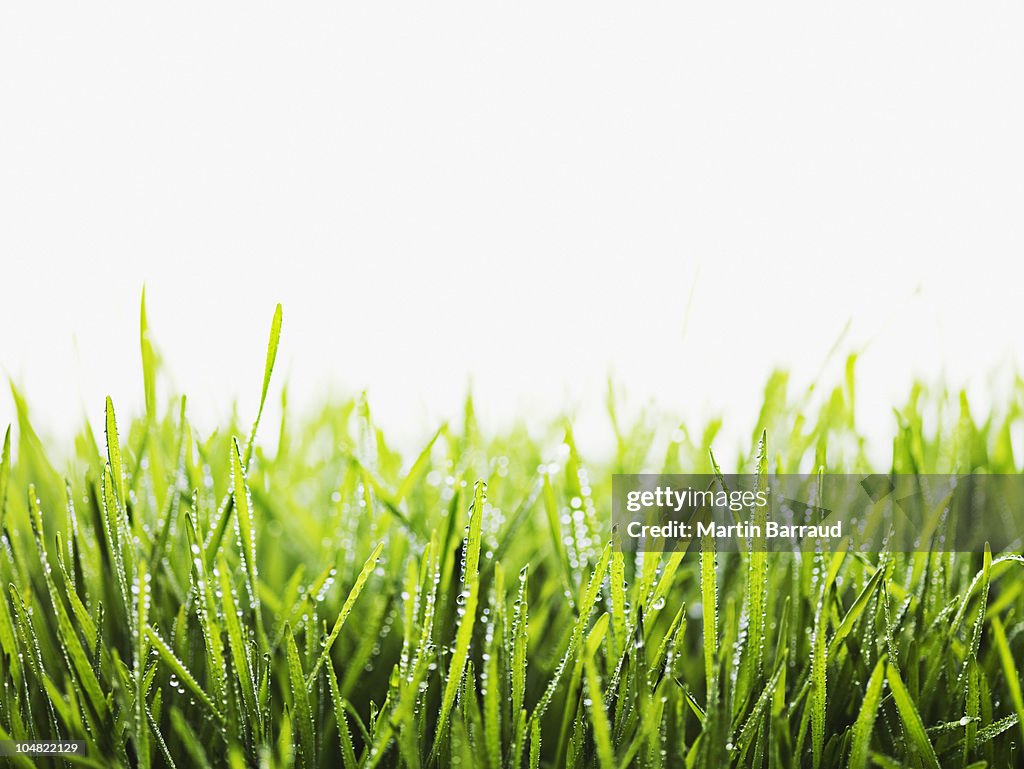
[2,5,1022,460]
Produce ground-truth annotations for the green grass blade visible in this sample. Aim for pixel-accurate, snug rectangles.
[990,615,1024,747]
[326,659,358,769]
[810,584,827,769]
[230,437,265,646]
[285,623,316,768]
[146,625,223,723]
[430,480,486,762]
[583,654,616,769]
[139,288,158,421]
[886,661,941,769]
[306,540,384,687]
[243,303,282,467]
[0,425,9,529]
[218,555,260,737]
[700,516,718,700]
[848,656,886,769]
[105,397,126,508]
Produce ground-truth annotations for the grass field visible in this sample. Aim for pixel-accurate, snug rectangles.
[1,304,1023,768]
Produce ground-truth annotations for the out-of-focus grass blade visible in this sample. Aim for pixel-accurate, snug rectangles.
[243,303,282,467]
[396,424,445,503]
[0,425,9,528]
[139,288,158,421]
[533,542,611,720]
[0,723,34,769]
[169,708,214,769]
[202,304,282,565]
[542,471,574,597]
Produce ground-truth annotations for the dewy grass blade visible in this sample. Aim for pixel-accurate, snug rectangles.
[231,437,265,646]
[218,555,261,737]
[509,575,529,762]
[306,541,384,688]
[146,625,223,724]
[285,623,316,768]
[135,558,151,769]
[583,654,616,769]
[809,582,827,769]
[699,506,718,700]
[609,531,627,659]
[430,480,486,762]
[533,542,611,721]
[244,303,282,467]
[483,602,502,769]
[105,397,127,508]
[740,432,769,694]
[183,512,228,724]
[27,489,109,725]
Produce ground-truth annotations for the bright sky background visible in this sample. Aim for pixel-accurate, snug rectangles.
[2,4,1022,461]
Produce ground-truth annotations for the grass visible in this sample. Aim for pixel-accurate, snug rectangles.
[1,303,1024,768]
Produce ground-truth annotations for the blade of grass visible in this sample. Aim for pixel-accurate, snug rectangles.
[886,661,941,769]
[306,540,384,688]
[429,480,486,763]
[848,656,887,769]
[285,623,316,768]
[990,615,1024,747]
